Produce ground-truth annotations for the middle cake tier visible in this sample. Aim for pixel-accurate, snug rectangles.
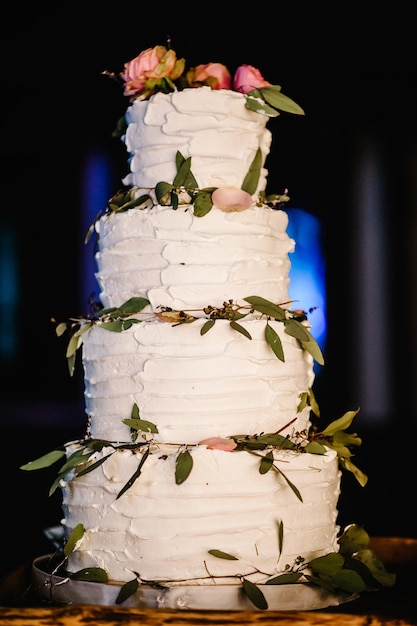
[82,317,315,444]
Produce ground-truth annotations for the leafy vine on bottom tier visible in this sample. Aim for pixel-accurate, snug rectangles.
[21,405,396,609]
[35,523,396,610]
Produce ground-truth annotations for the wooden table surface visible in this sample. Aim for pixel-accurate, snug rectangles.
[0,537,415,625]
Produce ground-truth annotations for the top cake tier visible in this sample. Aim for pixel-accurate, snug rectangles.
[122,87,272,196]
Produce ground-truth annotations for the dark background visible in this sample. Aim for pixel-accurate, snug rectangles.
[1,3,416,578]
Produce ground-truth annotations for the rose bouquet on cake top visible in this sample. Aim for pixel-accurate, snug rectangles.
[104,44,305,117]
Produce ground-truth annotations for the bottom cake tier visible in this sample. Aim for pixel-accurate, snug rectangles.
[60,442,341,585]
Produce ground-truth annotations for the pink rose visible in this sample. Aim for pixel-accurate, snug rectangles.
[199,437,237,451]
[233,64,271,94]
[211,187,253,212]
[186,62,232,90]
[122,46,185,98]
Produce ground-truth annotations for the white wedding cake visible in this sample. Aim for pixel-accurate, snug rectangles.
[23,45,395,610]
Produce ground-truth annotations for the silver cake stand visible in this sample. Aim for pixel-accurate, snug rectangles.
[32,554,357,611]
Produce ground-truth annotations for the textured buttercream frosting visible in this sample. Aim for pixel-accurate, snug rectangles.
[83,316,314,443]
[60,86,341,591]
[61,443,341,584]
[122,87,271,196]
[95,204,294,311]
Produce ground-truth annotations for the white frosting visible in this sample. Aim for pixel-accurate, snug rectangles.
[122,87,271,196]
[95,205,294,310]
[83,317,314,443]
[61,444,341,583]
[59,86,342,593]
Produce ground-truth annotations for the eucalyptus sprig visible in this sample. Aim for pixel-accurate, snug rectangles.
[55,296,151,376]
[208,524,395,610]
[229,407,367,488]
[85,149,291,239]
[245,85,305,117]
[311,408,368,487]
[54,295,323,378]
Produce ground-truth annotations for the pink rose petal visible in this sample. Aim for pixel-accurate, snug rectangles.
[199,437,237,451]
[212,187,252,212]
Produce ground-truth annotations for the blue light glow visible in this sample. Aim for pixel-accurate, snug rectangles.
[80,152,113,310]
[0,227,18,358]
[286,208,327,353]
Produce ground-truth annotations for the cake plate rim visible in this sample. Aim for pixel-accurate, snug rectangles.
[32,554,358,612]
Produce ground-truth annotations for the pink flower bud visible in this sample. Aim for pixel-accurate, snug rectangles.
[189,62,232,90]
[233,64,271,94]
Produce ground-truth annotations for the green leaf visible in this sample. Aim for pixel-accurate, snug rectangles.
[64,523,85,557]
[298,331,325,366]
[337,524,370,557]
[49,475,64,497]
[122,418,159,433]
[304,440,327,455]
[55,322,67,337]
[117,447,150,499]
[283,317,310,342]
[265,323,284,361]
[256,86,305,116]
[259,450,274,474]
[303,573,337,592]
[309,552,345,576]
[100,320,130,332]
[331,568,367,593]
[173,153,198,189]
[230,320,252,340]
[332,430,362,449]
[58,446,93,474]
[200,319,215,335]
[116,578,139,604]
[321,409,360,437]
[155,181,174,204]
[20,449,65,471]
[277,519,284,556]
[208,549,239,560]
[256,433,294,447]
[339,458,368,487]
[309,387,320,417]
[67,352,76,377]
[243,296,286,320]
[175,151,186,171]
[241,148,262,195]
[66,329,83,360]
[118,297,150,314]
[353,549,396,588]
[76,453,114,477]
[241,578,268,610]
[175,449,193,484]
[70,567,109,583]
[193,191,213,217]
[343,554,383,589]
[245,95,280,117]
[275,466,303,502]
[107,189,152,215]
[121,319,141,330]
[170,190,179,209]
[266,571,302,585]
